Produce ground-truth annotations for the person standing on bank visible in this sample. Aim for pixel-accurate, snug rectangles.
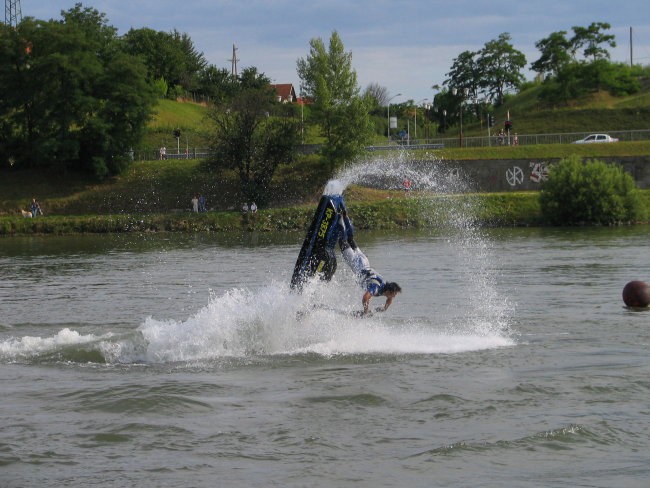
[30,198,43,217]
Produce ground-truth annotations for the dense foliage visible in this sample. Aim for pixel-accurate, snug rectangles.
[297,31,374,167]
[207,84,300,206]
[430,22,640,132]
[538,60,641,105]
[0,4,155,177]
[539,156,644,225]
[122,27,206,93]
[444,33,527,106]
[530,22,639,106]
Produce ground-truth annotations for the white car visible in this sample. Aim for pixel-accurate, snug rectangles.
[573,134,619,144]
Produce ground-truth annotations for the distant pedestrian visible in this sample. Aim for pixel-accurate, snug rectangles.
[242,202,249,213]
[198,195,206,212]
[30,198,43,217]
[403,178,412,196]
[191,196,199,213]
[497,130,505,146]
[513,133,519,146]
[250,202,258,213]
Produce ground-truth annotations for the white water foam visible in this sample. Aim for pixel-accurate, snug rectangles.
[332,151,472,196]
[0,328,111,360]
[0,279,513,365]
[106,277,513,364]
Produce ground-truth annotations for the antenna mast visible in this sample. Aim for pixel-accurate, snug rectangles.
[5,0,23,27]
[4,0,22,26]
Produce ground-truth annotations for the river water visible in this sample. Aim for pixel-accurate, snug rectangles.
[1,223,649,487]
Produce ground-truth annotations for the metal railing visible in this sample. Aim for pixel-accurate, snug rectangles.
[134,129,650,160]
[411,129,650,149]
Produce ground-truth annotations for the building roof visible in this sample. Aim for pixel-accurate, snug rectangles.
[270,83,297,103]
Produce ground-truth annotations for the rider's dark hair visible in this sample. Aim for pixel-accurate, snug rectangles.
[384,282,402,294]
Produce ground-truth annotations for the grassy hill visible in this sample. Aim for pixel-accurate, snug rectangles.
[143,83,650,150]
[0,156,330,216]
[141,99,212,151]
[469,84,650,136]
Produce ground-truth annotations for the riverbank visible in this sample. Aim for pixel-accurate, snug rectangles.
[3,142,650,217]
[3,190,649,236]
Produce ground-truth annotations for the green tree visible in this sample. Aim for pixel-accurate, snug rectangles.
[296,31,373,167]
[476,33,526,105]
[238,66,270,90]
[207,88,300,205]
[197,65,237,103]
[571,22,616,61]
[443,34,525,106]
[531,31,572,78]
[122,27,206,93]
[444,50,479,96]
[0,5,155,177]
[540,156,644,225]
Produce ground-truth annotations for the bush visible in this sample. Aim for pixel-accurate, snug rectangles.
[539,155,644,225]
[538,60,640,105]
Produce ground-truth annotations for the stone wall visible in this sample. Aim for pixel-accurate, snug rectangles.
[449,156,650,192]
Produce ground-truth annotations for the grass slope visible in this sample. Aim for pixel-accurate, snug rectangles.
[142,99,212,150]
[142,81,650,149]
[0,155,329,216]
[476,85,650,136]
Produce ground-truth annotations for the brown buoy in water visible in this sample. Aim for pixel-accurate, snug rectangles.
[622,280,650,308]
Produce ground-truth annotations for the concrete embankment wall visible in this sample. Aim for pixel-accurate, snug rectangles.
[448,156,650,192]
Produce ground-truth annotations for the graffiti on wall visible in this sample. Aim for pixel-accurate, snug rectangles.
[505,161,551,187]
[505,166,524,186]
[530,161,549,183]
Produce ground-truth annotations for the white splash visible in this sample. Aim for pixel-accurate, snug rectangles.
[0,328,109,359]
[0,277,513,364]
[114,278,513,363]
[332,151,472,195]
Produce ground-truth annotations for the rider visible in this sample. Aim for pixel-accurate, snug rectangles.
[337,212,401,315]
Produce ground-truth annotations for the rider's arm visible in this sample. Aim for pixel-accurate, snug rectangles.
[375,295,394,313]
[362,291,372,314]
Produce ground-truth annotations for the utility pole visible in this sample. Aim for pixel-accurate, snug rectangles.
[4,0,22,27]
[630,27,633,67]
[229,44,239,77]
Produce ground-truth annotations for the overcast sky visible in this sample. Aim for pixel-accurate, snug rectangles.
[22,1,650,104]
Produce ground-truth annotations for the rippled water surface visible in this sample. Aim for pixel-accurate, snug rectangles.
[1,226,649,487]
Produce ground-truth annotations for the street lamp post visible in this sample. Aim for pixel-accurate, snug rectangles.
[452,87,469,148]
[414,98,429,142]
[387,93,402,142]
[423,100,431,140]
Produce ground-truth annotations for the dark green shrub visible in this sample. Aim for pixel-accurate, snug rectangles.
[540,155,644,225]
